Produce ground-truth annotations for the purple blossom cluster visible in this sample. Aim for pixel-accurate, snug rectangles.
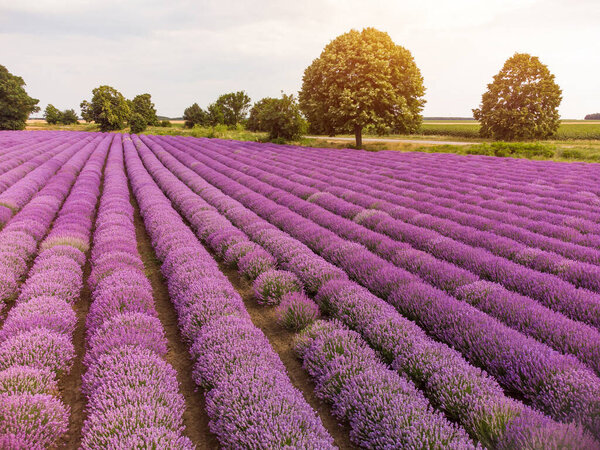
[124,135,336,449]
[275,292,320,330]
[295,319,476,448]
[148,134,599,445]
[81,134,193,449]
[0,133,110,447]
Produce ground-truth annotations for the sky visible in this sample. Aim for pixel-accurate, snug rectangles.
[1,0,598,119]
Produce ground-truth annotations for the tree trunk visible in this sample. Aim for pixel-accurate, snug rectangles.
[354,125,363,148]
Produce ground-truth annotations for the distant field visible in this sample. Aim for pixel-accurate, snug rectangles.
[419,121,600,140]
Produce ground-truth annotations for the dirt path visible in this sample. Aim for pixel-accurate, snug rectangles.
[215,257,358,450]
[132,195,220,449]
[305,135,479,146]
[58,252,92,448]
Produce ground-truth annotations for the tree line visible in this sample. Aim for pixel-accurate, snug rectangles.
[1,28,590,145]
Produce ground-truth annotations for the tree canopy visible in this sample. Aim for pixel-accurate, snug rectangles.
[80,85,130,131]
[183,103,208,128]
[0,65,40,130]
[584,113,600,120]
[247,94,306,140]
[299,28,425,147]
[130,93,158,126]
[215,91,251,126]
[473,53,562,140]
[44,104,62,124]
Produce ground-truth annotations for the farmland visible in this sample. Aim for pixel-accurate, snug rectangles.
[0,130,599,448]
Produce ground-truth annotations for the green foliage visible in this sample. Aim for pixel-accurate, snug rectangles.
[130,93,158,126]
[183,103,208,128]
[473,53,562,141]
[59,109,79,125]
[80,85,130,131]
[44,104,62,125]
[0,65,40,130]
[159,119,171,127]
[206,102,225,126]
[247,93,306,140]
[299,27,425,147]
[80,100,93,122]
[128,113,147,134]
[465,141,555,158]
[215,91,251,126]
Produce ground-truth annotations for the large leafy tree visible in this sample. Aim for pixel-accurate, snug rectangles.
[131,93,158,126]
[215,91,251,126]
[0,65,40,130]
[80,85,130,131]
[299,28,425,147]
[473,53,562,140]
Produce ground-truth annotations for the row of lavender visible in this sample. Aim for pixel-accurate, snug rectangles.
[138,134,597,447]
[0,134,108,447]
[233,142,600,289]
[80,134,194,447]
[187,139,600,373]
[123,136,337,448]
[134,136,479,447]
[308,145,600,239]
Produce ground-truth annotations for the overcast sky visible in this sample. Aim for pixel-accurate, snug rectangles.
[1,0,598,118]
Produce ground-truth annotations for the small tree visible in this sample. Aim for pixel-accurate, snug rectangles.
[299,28,425,147]
[59,109,79,125]
[44,104,62,124]
[81,85,130,131]
[473,53,562,140]
[80,100,93,123]
[129,113,147,134]
[206,102,225,126]
[183,103,208,128]
[0,65,40,130]
[215,91,251,126]
[131,93,158,126]
[247,94,306,140]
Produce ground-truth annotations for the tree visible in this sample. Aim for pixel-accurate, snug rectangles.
[299,28,425,147]
[585,113,600,120]
[129,113,147,134]
[215,91,251,126]
[60,109,79,125]
[183,103,208,128]
[44,104,62,124]
[473,53,562,141]
[247,93,306,140]
[0,65,40,130]
[80,100,93,122]
[81,85,130,131]
[206,102,225,126]
[131,93,158,126]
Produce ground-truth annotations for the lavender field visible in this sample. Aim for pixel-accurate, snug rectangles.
[1,130,599,449]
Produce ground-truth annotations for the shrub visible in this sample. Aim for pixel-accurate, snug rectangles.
[238,250,276,279]
[129,113,148,134]
[60,109,79,125]
[276,292,320,331]
[253,270,303,305]
[248,94,306,141]
[160,119,172,127]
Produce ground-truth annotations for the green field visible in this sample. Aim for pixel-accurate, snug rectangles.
[419,121,600,140]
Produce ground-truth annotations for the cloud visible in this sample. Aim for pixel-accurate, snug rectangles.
[0,0,597,118]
